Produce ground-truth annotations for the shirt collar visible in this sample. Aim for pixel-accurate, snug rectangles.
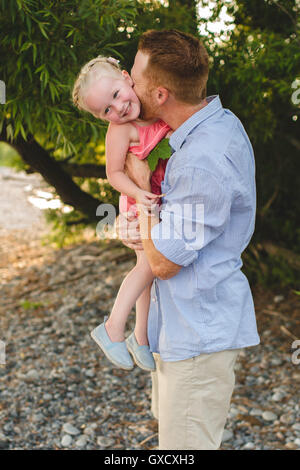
[169,95,222,152]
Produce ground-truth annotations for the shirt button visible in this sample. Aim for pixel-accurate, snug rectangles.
[152,297,156,302]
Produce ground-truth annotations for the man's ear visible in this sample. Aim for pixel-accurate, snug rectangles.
[155,87,169,105]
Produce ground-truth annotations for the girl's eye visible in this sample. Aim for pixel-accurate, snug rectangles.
[113,91,119,99]
[104,107,110,115]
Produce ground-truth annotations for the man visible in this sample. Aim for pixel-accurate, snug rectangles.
[117,29,260,450]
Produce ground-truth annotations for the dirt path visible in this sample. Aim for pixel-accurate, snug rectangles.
[0,167,54,286]
[1,167,299,450]
[0,166,49,236]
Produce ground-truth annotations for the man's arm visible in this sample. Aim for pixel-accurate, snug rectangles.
[123,153,181,280]
[137,202,182,280]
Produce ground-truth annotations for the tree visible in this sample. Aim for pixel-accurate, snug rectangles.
[0,0,139,221]
[0,0,200,224]
[200,0,300,253]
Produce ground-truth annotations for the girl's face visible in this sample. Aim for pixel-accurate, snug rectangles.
[84,71,141,124]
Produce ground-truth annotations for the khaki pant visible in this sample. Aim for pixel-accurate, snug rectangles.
[151,349,241,450]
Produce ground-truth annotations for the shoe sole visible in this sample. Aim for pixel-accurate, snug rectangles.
[126,341,156,372]
[90,330,134,370]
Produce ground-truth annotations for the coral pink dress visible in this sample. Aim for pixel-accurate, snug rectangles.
[119,119,171,217]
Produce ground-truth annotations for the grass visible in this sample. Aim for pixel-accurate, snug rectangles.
[0,142,24,169]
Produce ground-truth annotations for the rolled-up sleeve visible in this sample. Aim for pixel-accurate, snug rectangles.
[151,166,231,266]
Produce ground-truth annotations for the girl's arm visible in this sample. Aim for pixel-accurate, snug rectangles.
[105,123,144,200]
[105,123,158,207]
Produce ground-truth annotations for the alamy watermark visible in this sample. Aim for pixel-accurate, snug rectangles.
[0,80,6,104]
[0,340,6,365]
[291,340,300,365]
[95,201,205,250]
[291,78,300,106]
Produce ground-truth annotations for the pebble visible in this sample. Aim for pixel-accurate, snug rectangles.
[97,436,115,448]
[271,392,285,402]
[250,408,263,416]
[24,369,39,382]
[61,435,72,447]
[222,430,233,442]
[242,442,255,450]
[62,423,81,436]
[262,411,277,421]
[75,435,88,448]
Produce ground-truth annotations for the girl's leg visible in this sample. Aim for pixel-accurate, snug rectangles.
[135,252,153,346]
[105,249,154,342]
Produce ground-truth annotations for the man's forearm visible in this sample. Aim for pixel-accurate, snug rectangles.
[137,206,181,280]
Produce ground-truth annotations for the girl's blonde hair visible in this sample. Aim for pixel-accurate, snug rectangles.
[72,56,122,113]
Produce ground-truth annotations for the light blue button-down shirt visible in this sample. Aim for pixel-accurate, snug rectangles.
[148,95,260,361]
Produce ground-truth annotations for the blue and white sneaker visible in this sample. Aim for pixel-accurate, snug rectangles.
[90,317,134,370]
[126,332,156,372]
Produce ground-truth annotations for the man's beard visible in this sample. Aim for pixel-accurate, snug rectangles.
[138,95,159,121]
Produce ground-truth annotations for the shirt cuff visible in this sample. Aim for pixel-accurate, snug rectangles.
[151,222,198,267]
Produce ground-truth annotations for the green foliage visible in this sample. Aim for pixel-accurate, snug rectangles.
[0,142,25,169]
[147,138,172,171]
[243,247,300,289]
[42,207,97,248]
[202,0,300,257]
[19,299,44,310]
[0,0,138,156]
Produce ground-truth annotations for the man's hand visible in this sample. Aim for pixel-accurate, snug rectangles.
[115,210,144,251]
[124,152,152,191]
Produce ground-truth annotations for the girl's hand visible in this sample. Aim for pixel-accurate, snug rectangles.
[135,189,163,219]
[135,189,159,207]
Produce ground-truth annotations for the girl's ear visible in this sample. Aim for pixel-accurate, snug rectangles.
[121,69,133,85]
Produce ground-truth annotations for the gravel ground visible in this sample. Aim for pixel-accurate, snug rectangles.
[0,167,299,450]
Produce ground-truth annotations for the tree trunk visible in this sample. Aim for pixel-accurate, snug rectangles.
[59,162,107,178]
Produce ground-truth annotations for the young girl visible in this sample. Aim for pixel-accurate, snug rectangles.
[72,56,171,371]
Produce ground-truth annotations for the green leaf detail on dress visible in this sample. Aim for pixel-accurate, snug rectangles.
[147,138,172,171]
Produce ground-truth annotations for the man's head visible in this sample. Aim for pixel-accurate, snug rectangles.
[131,29,209,120]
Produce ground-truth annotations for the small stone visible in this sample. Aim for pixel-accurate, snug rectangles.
[274,295,284,303]
[242,442,255,450]
[228,407,239,418]
[83,424,97,436]
[250,408,263,416]
[61,435,72,447]
[31,413,44,423]
[221,430,233,442]
[271,392,285,402]
[285,442,298,450]
[75,435,88,448]
[280,413,293,424]
[25,369,39,382]
[97,436,115,448]
[62,423,80,436]
[270,357,283,366]
[85,369,95,378]
[262,411,277,421]
[292,423,300,431]
[43,393,52,400]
